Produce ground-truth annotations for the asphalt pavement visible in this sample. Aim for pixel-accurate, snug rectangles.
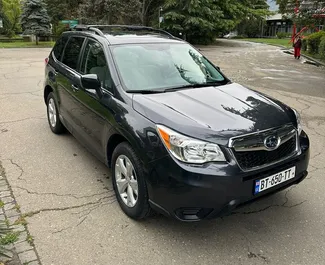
[0,40,325,265]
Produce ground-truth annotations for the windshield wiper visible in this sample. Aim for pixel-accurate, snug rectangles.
[125,90,165,94]
[163,82,222,92]
[125,82,224,94]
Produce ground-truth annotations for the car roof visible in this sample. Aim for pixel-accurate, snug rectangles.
[64,25,186,45]
[104,34,185,45]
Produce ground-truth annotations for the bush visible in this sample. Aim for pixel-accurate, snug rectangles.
[302,38,307,51]
[277,32,290,39]
[52,23,69,38]
[233,35,248,39]
[319,36,325,59]
[307,31,325,54]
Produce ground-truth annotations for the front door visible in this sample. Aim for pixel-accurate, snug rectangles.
[67,38,116,161]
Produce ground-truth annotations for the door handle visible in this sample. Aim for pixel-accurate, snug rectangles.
[71,84,79,92]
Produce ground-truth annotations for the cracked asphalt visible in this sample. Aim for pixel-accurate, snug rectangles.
[0,40,324,265]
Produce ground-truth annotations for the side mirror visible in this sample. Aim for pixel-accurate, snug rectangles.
[81,74,101,90]
[81,74,103,97]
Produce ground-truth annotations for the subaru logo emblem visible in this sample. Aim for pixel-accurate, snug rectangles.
[264,135,280,150]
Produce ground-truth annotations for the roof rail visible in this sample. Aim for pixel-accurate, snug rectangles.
[86,25,175,38]
[71,25,105,37]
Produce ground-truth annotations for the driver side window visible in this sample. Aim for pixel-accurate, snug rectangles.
[80,39,113,92]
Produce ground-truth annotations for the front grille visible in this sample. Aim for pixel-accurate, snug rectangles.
[233,135,297,171]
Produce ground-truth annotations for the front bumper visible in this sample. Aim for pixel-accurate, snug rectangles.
[147,131,310,221]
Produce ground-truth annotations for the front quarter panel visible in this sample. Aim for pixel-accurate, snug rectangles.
[103,96,169,167]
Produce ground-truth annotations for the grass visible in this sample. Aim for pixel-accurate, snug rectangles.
[0,232,20,245]
[13,216,27,226]
[13,204,20,211]
[302,51,325,63]
[0,201,4,208]
[0,41,54,48]
[26,234,34,246]
[239,38,293,48]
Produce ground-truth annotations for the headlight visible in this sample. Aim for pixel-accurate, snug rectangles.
[157,125,226,164]
[293,109,302,134]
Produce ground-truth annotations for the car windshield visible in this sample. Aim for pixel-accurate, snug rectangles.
[111,43,226,92]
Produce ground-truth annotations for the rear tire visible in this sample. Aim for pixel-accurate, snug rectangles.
[46,92,65,134]
[112,142,152,220]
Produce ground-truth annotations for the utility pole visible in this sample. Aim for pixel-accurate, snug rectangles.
[158,7,163,28]
[293,0,299,40]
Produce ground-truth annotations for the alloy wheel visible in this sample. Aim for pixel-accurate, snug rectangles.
[48,98,57,128]
[115,155,139,208]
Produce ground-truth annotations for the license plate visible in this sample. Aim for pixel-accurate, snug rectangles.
[254,166,296,194]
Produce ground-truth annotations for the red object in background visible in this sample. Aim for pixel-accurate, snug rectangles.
[290,0,323,44]
[45,57,49,65]
[292,0,299,42]
[312,14,325,18]
[294,47,301,58]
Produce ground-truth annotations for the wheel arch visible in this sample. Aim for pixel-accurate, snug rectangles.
[106,129,149,169]
[44,85,53,104]
[106,134,129,168]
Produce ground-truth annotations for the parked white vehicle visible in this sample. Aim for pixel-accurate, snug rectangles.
[224,32,238,39]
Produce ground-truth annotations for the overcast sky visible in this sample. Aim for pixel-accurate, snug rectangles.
[267,0,279,11]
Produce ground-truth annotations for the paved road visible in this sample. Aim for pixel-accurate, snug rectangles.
[0,40,324,265]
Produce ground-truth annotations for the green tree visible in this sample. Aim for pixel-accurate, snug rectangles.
[42,0,271,43]
[237,0,271,37]
[162,0,259,44]
[140,0,166,26]
[276,0,325,29]
[79,0,141,24]
[0,0,21,38]
[44,0,83,39]
[162,0,222,44]
[21,0,51,45]
[44,0,82,24]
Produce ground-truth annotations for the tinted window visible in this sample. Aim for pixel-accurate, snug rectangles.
[80,39,113,91]
[62,37,85,70]
[52,35,68,61]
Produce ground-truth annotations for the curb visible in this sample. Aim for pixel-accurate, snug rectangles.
[0,163,42,265]
[283,49,325,67]
[237,40,325,65]
[301,53,325,67]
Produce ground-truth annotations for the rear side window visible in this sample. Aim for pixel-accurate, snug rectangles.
[52,35,68,61]
[62,37,85,70]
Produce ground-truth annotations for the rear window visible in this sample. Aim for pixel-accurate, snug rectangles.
[61,37,85,70]
[52,35,68,61]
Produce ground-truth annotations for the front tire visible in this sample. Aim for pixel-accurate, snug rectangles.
[112,142,152,220]
[46,92,65,134]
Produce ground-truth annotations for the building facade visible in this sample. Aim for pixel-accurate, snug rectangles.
[264,0,325,37]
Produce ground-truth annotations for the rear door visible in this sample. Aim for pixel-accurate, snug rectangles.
[56,36,86,132]
[46,34,69,112]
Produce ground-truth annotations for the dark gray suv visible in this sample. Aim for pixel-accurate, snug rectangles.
[44,25,310,221]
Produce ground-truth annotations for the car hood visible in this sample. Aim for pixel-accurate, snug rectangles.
[132,83,295,145]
